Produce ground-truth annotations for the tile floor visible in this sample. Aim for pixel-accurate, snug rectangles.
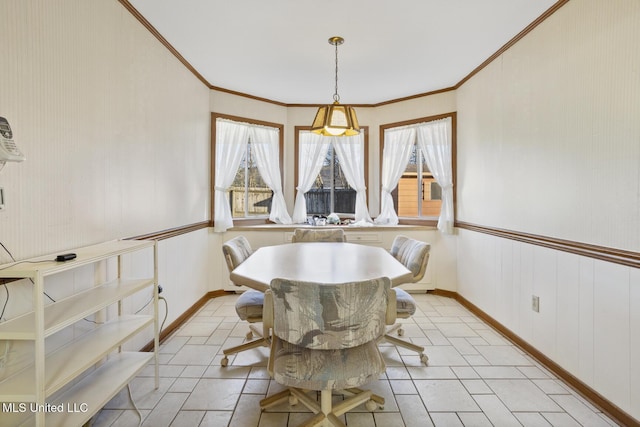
[93,293,619,426]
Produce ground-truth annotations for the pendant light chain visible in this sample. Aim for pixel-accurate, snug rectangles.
[333,40,340,103]
[310,35,359,136]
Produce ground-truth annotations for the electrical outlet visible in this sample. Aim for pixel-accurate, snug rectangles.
[532,295,540,312]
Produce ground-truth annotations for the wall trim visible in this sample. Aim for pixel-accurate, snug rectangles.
[453,0,570,89]
[119,0,569,107]
[128,221,211,241]
[117,0,210,89]
[430,288,640,427]
[456,221,640,269]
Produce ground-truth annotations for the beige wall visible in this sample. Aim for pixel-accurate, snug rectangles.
[0,0,211,339]
[455,0,640,419]
[456,0,640,252]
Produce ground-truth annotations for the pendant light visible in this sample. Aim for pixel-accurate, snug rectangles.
[310,36,360,137]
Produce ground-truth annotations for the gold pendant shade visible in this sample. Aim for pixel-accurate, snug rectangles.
[311,102,360,137]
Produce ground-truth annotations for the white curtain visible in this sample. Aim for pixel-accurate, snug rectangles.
[213,119,249,232]
[332,133,372,223]
[374,127,416,225]
[292,132,331,223]
[416,117,454,234]
[249,126,292,225]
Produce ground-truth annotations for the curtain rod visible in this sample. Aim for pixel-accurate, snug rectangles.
[384,116,451,133]
[216,117,279,131]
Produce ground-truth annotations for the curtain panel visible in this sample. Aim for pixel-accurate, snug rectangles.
[374,127,416,225]
[416,117,454,234]
[249,126,292,225]
[213,119,249,232]
[332,134,372,223]
[292,132,331,223]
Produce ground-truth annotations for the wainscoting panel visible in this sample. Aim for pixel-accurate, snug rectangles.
[631,267,640,415]
[456,227,638,421]
[593,261,631,410]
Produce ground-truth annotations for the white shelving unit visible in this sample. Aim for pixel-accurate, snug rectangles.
[0,240,159,427]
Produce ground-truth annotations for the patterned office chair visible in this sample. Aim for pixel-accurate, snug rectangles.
[385,235,431,365]
[221,236,268,367]
[260,277,396,426]
[291,228,346,243]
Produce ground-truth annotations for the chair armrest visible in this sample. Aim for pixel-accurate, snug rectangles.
[263,289,274,330]
[386,287,397,325]
[263,289,276,378]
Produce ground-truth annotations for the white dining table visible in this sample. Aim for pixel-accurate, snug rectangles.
[229,242,413,292]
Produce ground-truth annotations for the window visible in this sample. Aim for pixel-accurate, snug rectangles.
[396,144,442,217]
[211,114,287,231]
[230,140,272,218]
[294,127,369,220]
[306,145,356,215]
[379,113,455,227]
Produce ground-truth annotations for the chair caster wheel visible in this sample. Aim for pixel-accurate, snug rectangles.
[221,356,229,367]
[420,354,429,365]
[397,328,404,337]
[365,399,378,412]
[288,395,298,406]
[246,331,254,340]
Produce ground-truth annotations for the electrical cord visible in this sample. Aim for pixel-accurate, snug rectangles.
[159,295,168,334]
[0,284,8,321]
[0,259,56,271]
[124,294,167,427]
[135,291,168,333]
[0,240,17,322]
[0,241,15,260]
[126,383,144,427]
[135,296,154,314]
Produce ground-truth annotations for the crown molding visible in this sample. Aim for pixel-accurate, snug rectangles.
[119,0,569,108]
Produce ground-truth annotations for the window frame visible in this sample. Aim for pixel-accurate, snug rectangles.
[294,126,369,218]
[379,112,456,226]
[210,113,285,226]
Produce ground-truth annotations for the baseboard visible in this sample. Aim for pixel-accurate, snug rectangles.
[430,289,639,427]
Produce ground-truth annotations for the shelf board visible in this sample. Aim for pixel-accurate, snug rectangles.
[0,315,153,400]
[0,278,154,340]
[0,239,155,279]
[19,352,153,427]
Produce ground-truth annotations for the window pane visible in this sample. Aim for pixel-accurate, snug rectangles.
[422,177,442,216]
[396,144,441,218]
[305,146,356,216]
[230,143,272,218]
[397,145,419,217]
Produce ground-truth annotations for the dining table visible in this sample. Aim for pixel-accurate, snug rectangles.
[229,241,413,292]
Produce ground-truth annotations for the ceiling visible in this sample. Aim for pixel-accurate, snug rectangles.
[127,0,559,105]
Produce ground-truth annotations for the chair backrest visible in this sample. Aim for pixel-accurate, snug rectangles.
[222,236,253,273]
[389,235,430,283]
[291,228,346,243]
[269,277,393,350]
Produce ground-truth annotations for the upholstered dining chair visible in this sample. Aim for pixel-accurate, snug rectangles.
[221,236,269,367]
[260,276,396,427]
[384,235,431,365]
[291,227,346,243]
